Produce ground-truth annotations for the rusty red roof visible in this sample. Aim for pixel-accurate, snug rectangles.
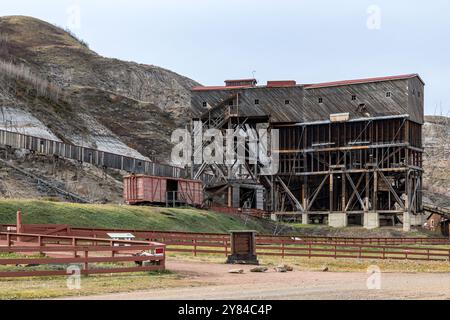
[304,74,424,89]
[192,85,255,91]
[191,74,424,92]
[267,80,297,87]
[224,78,257,83]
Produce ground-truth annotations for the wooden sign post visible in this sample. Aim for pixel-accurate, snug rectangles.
[226,230,259,265]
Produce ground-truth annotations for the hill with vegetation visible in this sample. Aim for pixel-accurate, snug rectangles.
[0,15,202,161]
[0,15,203,203]
[0,200,275,234]
[423,116,450,208]
[0,200,442,238]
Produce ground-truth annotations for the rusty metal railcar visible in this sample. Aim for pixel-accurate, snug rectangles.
[123,175,204,207]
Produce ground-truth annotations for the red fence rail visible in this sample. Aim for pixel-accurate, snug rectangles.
[151,235,450,262]
[91,232,449,262]
[0,232,165,278]
[255,238,450,261]
[2,225,450,264]
[3,224,448,246]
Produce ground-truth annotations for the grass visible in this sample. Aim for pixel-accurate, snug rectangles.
[0,200,274,234]
[0,270,198,300]
[0,199,441,238]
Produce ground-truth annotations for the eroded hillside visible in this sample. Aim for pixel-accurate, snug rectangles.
[423,116,450,206]
[0,15,202,161]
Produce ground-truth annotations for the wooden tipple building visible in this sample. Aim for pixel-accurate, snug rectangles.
[191,74,425,231]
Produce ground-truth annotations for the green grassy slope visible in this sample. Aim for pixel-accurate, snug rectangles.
[0,200,273,234]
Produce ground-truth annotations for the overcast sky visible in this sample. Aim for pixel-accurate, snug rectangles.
[2,0,449,115]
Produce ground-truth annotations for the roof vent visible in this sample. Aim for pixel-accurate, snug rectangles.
[224,79,257,87]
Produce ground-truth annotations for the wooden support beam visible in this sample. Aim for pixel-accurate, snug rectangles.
[276,177,304,212]
[345,173,365,212]
[373,170,378,212]
[194,162,208,180]
[302,177,308,210]
[409,173,420,214]
[365,172,370,211]
[378,171,406,210]
[307,174,329,211]
[342,172,347,212]
[329,174,334,212]
[345,173,366,211]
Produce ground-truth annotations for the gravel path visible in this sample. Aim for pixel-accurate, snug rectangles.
[61,260,450,300]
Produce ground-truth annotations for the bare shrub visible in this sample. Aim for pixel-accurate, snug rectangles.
[64,28,89,49]
[0,33,9,55]
[0,59,63,101]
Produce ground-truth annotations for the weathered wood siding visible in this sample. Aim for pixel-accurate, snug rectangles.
[192,86,305,123]
[123,175,204,206]
[192,76,424,125]
[303,80,412,122]
[408,77,425,124]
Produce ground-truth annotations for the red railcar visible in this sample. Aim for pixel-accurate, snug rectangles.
[124,175,203,207]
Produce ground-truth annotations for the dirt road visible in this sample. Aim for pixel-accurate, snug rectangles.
[61,260,450,300]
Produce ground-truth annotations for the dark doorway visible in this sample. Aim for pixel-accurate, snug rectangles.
[309,214,327,225]
[348,214,363,226]
[167,179,178,202]
[240,188,256,209]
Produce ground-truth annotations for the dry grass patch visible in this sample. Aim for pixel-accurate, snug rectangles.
[0,271,198,300]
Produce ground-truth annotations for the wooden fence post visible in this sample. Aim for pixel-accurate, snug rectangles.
[84,250,89,276]
[72,238,77,258]
[194,239,197,257]
[38,236,43,256]
[224,240,228,257]
[6,233,11,254]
